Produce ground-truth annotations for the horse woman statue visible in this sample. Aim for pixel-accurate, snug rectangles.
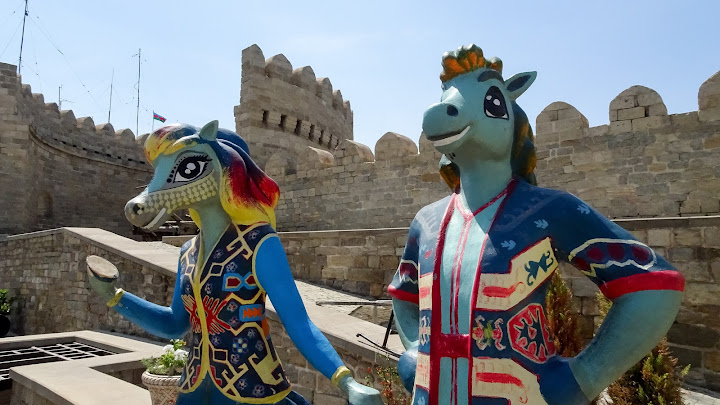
[87,121,382,405]
[389,45,685,405]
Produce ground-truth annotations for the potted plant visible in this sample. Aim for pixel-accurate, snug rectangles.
[141,339,187,405]
[0,289,14,337]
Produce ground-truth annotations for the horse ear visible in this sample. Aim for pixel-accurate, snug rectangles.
[199,120,219,141]
[505,71,537,100]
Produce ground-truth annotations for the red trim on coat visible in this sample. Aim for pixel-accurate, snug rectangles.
[429,193,456,405]
[387,285,419,304]
[599,270,685,301]
[467,178,518,404]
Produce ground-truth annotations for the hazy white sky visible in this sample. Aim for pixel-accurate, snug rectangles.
[2,0,719,149]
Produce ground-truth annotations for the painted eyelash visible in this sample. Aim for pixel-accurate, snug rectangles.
[167,155,211,183]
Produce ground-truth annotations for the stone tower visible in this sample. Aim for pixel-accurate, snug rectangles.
[234,44,354,168]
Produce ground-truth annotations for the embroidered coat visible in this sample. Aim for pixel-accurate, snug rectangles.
[388,179,684,405]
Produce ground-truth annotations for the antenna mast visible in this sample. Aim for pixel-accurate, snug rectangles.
[108,69,114,123]
[18,0,29,75]
[58,85,61,110]
[135,48,141,136]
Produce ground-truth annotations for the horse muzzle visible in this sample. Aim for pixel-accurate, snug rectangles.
[124,195,173,230]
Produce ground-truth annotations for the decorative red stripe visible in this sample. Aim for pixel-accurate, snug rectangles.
[482,281,523,298]
[387,285,419,304]
[599,270,685,301]
[429,194,456,405]
[475,372,524,387]
[471,179,515,217]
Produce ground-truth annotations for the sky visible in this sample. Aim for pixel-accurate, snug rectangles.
[1,1,719,150]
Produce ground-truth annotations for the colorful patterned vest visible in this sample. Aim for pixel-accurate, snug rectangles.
[178,222,292,403]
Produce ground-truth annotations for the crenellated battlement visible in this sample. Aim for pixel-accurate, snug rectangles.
[0,63,152,235]
[235,44,354,167]
[3,67,149,170]
[532,74,720,219]
[264,69,720,231]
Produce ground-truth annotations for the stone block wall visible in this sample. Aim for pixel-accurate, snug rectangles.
[236,45,354,168]
[264,131,447,231]
[0,63,152,236]
[0,229,175,338]
[281,228,408,298]
[534,82,720,219]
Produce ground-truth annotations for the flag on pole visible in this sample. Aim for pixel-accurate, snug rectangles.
[153,112,167,123]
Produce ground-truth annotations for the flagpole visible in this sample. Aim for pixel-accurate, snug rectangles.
[152,111,155,132]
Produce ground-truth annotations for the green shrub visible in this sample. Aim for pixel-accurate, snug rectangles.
[0,289,14,316]
[545,273,584,358]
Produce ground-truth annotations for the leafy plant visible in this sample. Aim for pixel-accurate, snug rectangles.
[545,273,584,357]
[141,339,188,376]
[362,357,411,405]
[598,293,689,405]
[0,289,15,316]
[545,273,601,404]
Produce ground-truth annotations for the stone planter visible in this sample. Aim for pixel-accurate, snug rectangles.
[141,371,180,405]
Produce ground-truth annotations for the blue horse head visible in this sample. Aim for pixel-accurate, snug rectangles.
[422,44,537,185]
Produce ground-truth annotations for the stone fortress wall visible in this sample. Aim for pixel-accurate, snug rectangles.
[0,62,152,236]
[258,63,720,232]
[235,45,354,168]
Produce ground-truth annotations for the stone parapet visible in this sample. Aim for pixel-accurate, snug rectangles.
[535,71,720,219]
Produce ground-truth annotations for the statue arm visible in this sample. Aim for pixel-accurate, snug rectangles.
[393,298,419,349]
[547,193,685,402]
[254,236,345,380]
[388,219,422,349]
[569,290,682,399]
[111,264,190,340]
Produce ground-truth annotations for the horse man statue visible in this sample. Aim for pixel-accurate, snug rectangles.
[389,45,685,405]
[87,121,382,405]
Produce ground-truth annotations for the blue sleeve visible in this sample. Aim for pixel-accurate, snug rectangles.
[113,252,190,340]
[387,218,421,303]
[254,236,345,380]
[550,192,684,300]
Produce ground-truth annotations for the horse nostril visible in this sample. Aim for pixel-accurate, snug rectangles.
[131,203,142,215]
[446,105,459,117]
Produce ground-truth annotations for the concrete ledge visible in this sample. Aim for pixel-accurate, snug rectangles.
[5,228,179,277]
[267,298,404,364]
[614,215,720,230]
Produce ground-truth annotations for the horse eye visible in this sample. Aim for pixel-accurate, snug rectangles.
[173,156,210,183]
[484,86,509,120]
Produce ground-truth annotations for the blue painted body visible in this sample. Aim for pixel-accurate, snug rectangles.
[90,122,382,404]
[390,45,684,405]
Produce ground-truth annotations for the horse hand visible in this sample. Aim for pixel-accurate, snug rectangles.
[538,356,590,405]
[86,255,120,302]
[398,345,418,393]
[338,376,383,405]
